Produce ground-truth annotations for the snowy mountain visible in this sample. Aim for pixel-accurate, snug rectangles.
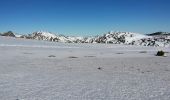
[20,31,64,42]
[86,31,149,44]
[82,31,170,47]
[19,31,85,43]
[29,31,63,42]
[1,31,170,47]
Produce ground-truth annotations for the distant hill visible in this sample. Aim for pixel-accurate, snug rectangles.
[148,32,170,36]
[1,31,15,37]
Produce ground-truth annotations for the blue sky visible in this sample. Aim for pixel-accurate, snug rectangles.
[0,0,170,36]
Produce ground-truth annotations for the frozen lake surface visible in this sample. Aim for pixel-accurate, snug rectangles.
[0,36,170,100]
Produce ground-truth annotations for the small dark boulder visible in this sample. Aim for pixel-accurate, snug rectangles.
[48,55,56,57]
[68,56,78,58]
[98,67,102,70]
[156,51,165,56]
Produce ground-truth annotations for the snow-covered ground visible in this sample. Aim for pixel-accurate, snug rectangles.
[0,36,170,100]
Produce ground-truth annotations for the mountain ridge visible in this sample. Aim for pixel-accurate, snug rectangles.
[0,31,170,47]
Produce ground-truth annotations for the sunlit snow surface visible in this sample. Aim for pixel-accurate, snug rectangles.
[0,36,170,100]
